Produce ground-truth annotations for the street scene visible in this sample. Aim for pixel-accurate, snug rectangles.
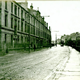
[0,0,80,80]
[0,45,80,80]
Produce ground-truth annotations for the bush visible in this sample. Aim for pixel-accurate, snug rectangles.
[64,39,80,52]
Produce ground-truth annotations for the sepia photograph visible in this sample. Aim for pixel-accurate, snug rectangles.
[0,0,80,80]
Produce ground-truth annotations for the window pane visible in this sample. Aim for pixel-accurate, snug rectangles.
[5,1,7,10]
[11,35,13,45]
[14,19,17,35]
[14,5,17,15]
[11,17,13,28]
[27,24,29,33]
[5,34,7,43]
[21,36,23,43]
[21,21,23,32]
[25,23,26,32]
[11,2,13,13]
[0,1,2,8]
[18,35,19,42]
[18,20,19,30]
[5,14,8,27]
[18,7,19,16]
[21,10,23,18]
[0,10,1,25]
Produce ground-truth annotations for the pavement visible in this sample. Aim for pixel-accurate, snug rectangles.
[57,47,80,80]
[0,45,80,80]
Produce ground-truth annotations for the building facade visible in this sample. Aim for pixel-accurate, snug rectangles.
[0,0,51,51]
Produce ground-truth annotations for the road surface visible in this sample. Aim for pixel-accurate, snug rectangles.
[0,45,80,80]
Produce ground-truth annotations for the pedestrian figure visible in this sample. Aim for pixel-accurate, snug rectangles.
[29,45,30,53]
[3,41,8,53]
[34,45,36,51]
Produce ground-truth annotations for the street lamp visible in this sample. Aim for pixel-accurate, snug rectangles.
[53,31,59,47]
[42,15,50,17]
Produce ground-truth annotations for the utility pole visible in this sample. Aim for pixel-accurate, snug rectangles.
[29,15,30,53]
[53,31,59,47]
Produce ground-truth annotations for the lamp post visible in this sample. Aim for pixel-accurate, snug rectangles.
[42,15,50,17]
[53,31,59,47]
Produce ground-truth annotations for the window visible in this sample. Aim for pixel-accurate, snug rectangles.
[11,35,13,45]
[25,23,26,32]
[5,14,8,27]
[33,27,34,34]
[11,2,13,13]
[14,26,17,35]
[27,24,29,33]
[14,19,17,27]
[5,34,7,43]
[14,19,17,35]
[32,17,34,25]
[34,19,35,26]
[11,17,13,28]
[21,36,23,43]
[18,20,19,30]
[0,1,2,8]
[21,21,23,32]
[27,14,30,23]
[5,1,7,10]
[17,35,19,42]
[25,37,27,42]
[0,10,1,25]
[25,12,26,19]
[31,26,32,34]
[18,7,19,16]
[31,26,33,34]
[21,9,23,18]
[14,5,17,15]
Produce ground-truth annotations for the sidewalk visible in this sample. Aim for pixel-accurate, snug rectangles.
[58,47,80,80]
[0,47,49,56]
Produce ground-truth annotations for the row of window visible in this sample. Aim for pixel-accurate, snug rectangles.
[4,13,29,32]
[11,2,19,16]
[4,34,29,45]
[4,14,46,35]
[11,2,29,21]
[35,28,49,38]
[11,2,47,28]
[0,10,1,25]
[4,33,47,46]
[2,1,50,37]
[4,13,50,38]
[3,2,47,31]
[2,1,48,29]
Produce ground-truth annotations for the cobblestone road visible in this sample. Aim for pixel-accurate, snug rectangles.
[0,45,72,80]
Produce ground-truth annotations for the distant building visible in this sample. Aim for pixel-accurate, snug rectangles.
[0,0,51,51]
[17,0,28,10]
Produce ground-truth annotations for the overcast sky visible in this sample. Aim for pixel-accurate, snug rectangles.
[16,0,80,40]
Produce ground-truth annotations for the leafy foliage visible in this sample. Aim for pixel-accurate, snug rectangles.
[60,32,80,52]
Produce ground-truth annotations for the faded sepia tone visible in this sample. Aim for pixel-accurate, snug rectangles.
[0,0,51,52]
[0,0,80,80]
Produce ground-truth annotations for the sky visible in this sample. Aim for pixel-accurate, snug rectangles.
[16,0,80,41]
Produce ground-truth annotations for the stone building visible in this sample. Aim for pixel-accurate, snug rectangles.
[0,0,51,51]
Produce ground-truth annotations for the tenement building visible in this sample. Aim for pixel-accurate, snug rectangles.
[0,0,51,51]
